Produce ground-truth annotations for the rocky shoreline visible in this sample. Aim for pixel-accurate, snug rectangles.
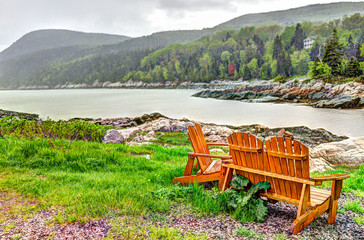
[96,113,364,172]
[193,79,364,109]
[1,109,362,172]
[5,78,363,109]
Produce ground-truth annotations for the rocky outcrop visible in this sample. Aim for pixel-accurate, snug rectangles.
[0,109,39,120]
[310,137,364,172]
[193,79,364,109]
[99,113,347,148]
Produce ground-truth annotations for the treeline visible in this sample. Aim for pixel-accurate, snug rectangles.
[27,13,364,86]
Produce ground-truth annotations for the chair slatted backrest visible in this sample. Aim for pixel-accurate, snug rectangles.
[265,137,310,200]
[228,132,265,185]
[187,125,212,172]
[194,123,210,154]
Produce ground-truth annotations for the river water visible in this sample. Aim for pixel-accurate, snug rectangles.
[0,89,363,137]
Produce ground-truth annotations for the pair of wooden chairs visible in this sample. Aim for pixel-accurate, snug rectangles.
[172,124,350,234]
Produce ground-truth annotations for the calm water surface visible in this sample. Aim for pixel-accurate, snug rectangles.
[0,89,363,137]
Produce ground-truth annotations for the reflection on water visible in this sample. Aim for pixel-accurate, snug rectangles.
[0,89,363,137]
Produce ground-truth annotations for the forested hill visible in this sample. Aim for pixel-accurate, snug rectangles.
[217,2,364,29]
[0,29,131,61]
[22,13,364,87]
[1,2,364,88]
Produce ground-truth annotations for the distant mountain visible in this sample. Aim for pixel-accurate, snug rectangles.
[1,2,364,88]
[216,2,364,29]
[0,29,130,60]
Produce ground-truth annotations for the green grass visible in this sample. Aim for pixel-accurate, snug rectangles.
[151,132,190,146]
[344,200,364,213]
[1,129,363,237]
[0,136,190,222]
[311,165,364,195]
[236,227,264,239]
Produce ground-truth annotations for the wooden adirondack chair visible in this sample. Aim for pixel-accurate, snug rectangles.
[222,132,350,234]
[172,123,232,189]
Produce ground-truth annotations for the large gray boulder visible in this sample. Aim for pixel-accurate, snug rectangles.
[310,137,364,172]
[102,129,125,143]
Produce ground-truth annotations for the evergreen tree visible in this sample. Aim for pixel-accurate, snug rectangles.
[273,35,283,59]
[242,65,251,80]
[310,42,321,61]
[356,43,363,62]
[277,50,292,76]
[311,57,321,77]
[345,35,356,58]
[346,57,362,77]
[292,23,304,50]
[322,28,344,76]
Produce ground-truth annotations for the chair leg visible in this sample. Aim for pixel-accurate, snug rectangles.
[297,184,309,218]
[183,155,195,176]
[328,180,343,224]
[220,167,233,191]
[290,199,330,234]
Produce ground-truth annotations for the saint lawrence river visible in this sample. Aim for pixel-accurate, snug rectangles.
[0,89,363,137]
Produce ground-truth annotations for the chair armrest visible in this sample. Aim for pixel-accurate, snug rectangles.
[207,143,229,147]
[188,152,232,159]
[222,159,233,164]
[310,173,350,182]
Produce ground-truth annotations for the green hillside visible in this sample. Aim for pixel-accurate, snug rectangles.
[25,13,364,86]
[0,29,130,60]
[1,2,364,88]
[217,2,364,29]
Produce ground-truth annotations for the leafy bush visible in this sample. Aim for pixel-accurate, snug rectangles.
[273,74,287,83]
[226,175,270,222]
[153,175,271,222]
[0,117,111,142]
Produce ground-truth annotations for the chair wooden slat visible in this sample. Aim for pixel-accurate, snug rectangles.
[294,140,304,200]
[277,137,292,198]
[286,138,299,199]
[243,132,258,184]
[250,134,264,183]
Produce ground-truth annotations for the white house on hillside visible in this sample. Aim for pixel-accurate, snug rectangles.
[304,37,315,49]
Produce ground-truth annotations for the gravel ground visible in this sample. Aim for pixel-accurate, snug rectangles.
[0,191,109,240]
[0,190,363,239]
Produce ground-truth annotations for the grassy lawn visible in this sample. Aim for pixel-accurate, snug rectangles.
[0,137,190,221]
[0,131,363,238]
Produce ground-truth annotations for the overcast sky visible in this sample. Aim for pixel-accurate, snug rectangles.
[0,0,362,51]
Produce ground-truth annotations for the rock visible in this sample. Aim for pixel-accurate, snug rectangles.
[117,127,140,140]
[277,129,294,139]
[102,129,124,143]
[310,137,364,172]
[251,96,279,102]
[132,134,144,142]
[205,135,225,143]
[144,131,157,141]
[209,148,226,154]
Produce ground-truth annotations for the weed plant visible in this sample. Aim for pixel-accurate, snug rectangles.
[0,117,111,142]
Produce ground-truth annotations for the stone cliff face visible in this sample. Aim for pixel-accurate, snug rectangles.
[193,79,364,109]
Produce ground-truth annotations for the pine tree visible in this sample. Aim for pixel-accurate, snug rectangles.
[346,57,362,77]
[277,51,292,76]
[322,28,344,76]
[356,43,363,62]
[345,35,356,58]
[273,35,283,59]
[310,42,321,61]
[311,57,321,77]
[292,23,304,50]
